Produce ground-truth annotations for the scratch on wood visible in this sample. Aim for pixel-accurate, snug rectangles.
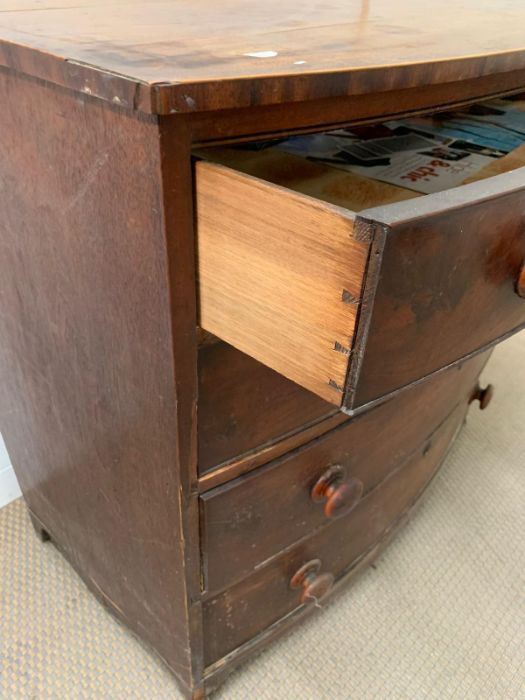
[182,94,197,110]
[65,151,110,212]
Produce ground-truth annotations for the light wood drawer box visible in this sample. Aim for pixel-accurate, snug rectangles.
[195,149,525,412]
[200,349,490,594]
[202,402,465,666]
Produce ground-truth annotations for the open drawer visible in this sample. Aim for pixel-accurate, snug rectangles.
[195,138,525,412]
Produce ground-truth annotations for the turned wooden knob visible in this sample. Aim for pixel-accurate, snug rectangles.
[470,383,494,410]
[311,465,363,519]
[290,559,334,605]
[517,260,525,298]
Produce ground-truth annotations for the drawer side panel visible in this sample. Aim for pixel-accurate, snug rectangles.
[196,160,369,405]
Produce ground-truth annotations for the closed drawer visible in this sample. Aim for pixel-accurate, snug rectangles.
[200,349,490,594]
[196,147,525,411]
[203,402,464,666]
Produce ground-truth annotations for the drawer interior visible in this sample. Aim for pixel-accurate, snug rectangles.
[197,96,525,212]
[195,97,525,411]
[198,341,338,477]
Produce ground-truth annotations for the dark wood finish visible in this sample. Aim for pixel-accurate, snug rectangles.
[28,509,51,543]
[518,261,525,298]
[190,76,525,146]
[470,384,495,411]
[289,560,335,606]
[203,496,422,694]
[3,1,525,114]
[0,70,201,697]
[350,170,525,408]
[2,9,524,697]
[200,351,490,594]
[202,403,465,666]
[310,466,363,520]
[198,409,348,493]
[198,342,336,475]
[157,115,204,691]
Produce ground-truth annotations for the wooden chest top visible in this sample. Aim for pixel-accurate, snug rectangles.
[2,0,525,113]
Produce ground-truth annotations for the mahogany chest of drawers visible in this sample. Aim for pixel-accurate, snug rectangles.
[1,2,525,697]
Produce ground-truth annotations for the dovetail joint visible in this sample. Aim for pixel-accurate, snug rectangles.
[342,289,359,305]
[328,378,345,393]
[334,341,351,356]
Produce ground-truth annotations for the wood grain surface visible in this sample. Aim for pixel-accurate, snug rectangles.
[350,168,525,408]
[3,0,525,113]
[196,147,420,211]
[3,11,525,695]
[198,342,336,476]
[463,143,525,183]
[202,400,466,665]
[196,159,368,404]
[200,351,490,594]
[0,70,200,695]
[197,148,525,411]
[189,79,525,146]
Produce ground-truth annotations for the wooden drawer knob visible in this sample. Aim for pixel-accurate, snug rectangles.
[517,261,525,298]
[470,383,494,410]
[290,559,334,605]
[311,465,363,519]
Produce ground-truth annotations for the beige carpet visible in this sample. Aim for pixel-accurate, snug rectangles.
[1,334,524,700]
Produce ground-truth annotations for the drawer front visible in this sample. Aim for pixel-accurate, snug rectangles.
[196,154,525,411]
[351,172,525,407]
[200,350,490,594]
[203,403,464,666]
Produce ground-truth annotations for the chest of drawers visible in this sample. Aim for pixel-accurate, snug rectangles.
[1,2,525,697]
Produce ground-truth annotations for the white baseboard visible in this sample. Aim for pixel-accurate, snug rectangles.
[0,465,22,509]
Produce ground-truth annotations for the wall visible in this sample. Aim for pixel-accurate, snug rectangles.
[0,433,21,508]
